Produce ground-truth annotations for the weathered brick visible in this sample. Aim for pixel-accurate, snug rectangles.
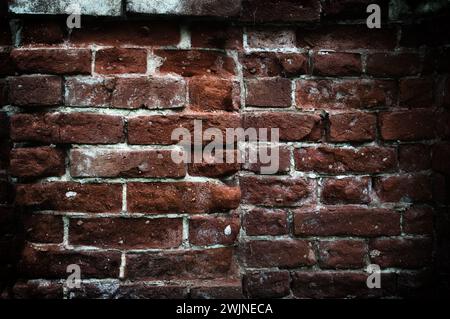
[189,76,239,112]
[19,244,121,279]
[10,0,122,16]
[21,19,65,45]
[243,271,290,299]
[322,0,389,20]
[374,174,433,203]
[191,22,242,50]
[128,113,241,145]
[321,177,370,204]
[188,149,241,178]
[243,208,288,236]
[433,143,450,176]
[95,48,147,74]
[189,215,240,246]
[11,113,124,144]
[115,283,187,299]
[380,110,435,141]
[240,176,312,206]
[328,112,377,142]
[12,281,63,299]
[297,25,397,50]
[23,214,63,244]
[399,78,434,108]
[191,281,243,299]
[8,75,62,107]
[295,146,397,174]
[369,238,432,268]
[15,182,123,213]
[12,49,91,74]
[247,28,296,49]
[240,0,321,22]
[242,240,316,268]
[65,77,115,107]
[70,148,186,178]
[312,52,361,76]
[245,78,292,108]
[154,50,235,77]
[366,53,421,77]
[126,248,236,280]
[291,271,395,298]
[241,52,309,78]
[243,112,323,141]
[294,206,400,236]
[242,144,291,174]
[69,21,180,46]
[399,144,431,172]
[318,240,367,269]
[70,218,183,249]
[10,147,65,178]
[127,182,240,214]
[403,206,434,235]
[296,79,397,110]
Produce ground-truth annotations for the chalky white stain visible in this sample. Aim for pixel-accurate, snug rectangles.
[127,0,184,14]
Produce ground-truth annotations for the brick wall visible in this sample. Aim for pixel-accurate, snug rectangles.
[1,0,449,299]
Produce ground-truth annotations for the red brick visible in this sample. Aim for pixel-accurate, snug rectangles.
[70,218,183,249]
[321,177,370,204]
[247,28,296,49]
[95,48,147,74]
[191,281,243,299]
[19,244,121,279]
[318,240,367,269]
[297,25,397,50]
[242,144,291,174]
[8,75,62,107]
[10,147,65,178]
[127,182,240,214]
[245,78,292,107]
[366,53,421,77]
[243,271,290,299]
[69,21,180,46]
[21,20,65,45]
[403,206,434,235]
[433,143,450,176]
[191,22,242,50]
[126,248,236,280]
[296,79,397,110]
[240,0,321,22]
[11,113,124,144]
[112,76,186,109]
[243,208,288,236]
[294,206,400,236]
[243,112,323,141]
[369,238,432,268]
[128,113,241,145]
[375,174,433,203]
[12,281,63,299]
[328,112,377,142]
[189,215,240,246]
[23,214,63,244]
[295,146,397,174]
[240,176,312,206]
[15,182,122,213]
[11,49,91,74]
[65,77,115,107]
[189,76,239,112]
[322,0,389,20]
[380,110,435,141]
[0,50,14,76]
[188,149,241,178]
[154,50,235,77]
[241,52,309,78]
[70,148,186,178]
[242,240,316,268]
[399,144,431,172]
[291,271,395,298]
[399,78,433,108]
[312,52,361,76]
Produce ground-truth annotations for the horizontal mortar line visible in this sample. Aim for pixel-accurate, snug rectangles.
[28,211,238,218]
[35,175,227,184]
